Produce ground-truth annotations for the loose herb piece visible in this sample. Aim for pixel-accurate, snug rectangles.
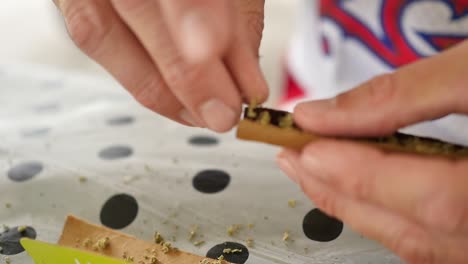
[149,256,158,264]
[247,99,258,119]
[4,257,11,264]
[227,224,242,236]
[258,111,271,125]
[193,240,205,247]
[214,255,224,264]
[169,212,178,218]
[246,238,254,248]
[144,164,153,173]
[122,252,134,263]
[123,175,139,184]
[5,203,11,209]
[288,199,297,208]
[222,248,242,254]
[161,242,172,254]
[79,176,88,183]
[188,225,198,241]
[282,231,290,242]
[82,238,92,248]
[278,114,294,128]
[93,237,110,251]
[153,232,164,244]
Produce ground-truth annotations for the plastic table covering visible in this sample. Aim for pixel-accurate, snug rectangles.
[0,63,404,264]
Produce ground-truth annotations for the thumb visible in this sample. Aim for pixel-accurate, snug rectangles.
[294,41,468,137]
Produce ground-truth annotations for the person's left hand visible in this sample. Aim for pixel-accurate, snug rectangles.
[277,41,468,264]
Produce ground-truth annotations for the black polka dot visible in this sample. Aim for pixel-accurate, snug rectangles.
[107,116,135,126]
[0,226,37,255]
[302,209,343,242]
[7,162,43,182]
[192,170,230,194]
[21,128,50,138]
[100,194,138,229]
[206,242,249,264]
[188,135,219,146]
[99,145,133,160]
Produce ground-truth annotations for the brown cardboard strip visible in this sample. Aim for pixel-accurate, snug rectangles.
[58,215,224,264]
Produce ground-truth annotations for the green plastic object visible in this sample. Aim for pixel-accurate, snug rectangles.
[20,238,126,264]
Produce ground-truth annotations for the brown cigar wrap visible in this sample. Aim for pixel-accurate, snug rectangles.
[58,215,228,264]
[235,106,468,158]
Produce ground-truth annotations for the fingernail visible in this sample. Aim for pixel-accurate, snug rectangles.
[200,99,237,132]
[179,109,198,126]
[302,154,328,181]
[181,10,212,62]
[277,155,299,183]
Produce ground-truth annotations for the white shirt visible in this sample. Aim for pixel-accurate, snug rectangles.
[282,0,468,145]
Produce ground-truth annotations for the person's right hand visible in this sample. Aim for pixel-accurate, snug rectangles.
[53,0,269,132]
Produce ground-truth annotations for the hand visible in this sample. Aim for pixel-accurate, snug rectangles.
[53,0,268,132]
[277,41,468,264]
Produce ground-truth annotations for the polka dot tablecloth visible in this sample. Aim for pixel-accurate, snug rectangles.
[0,64,403,264]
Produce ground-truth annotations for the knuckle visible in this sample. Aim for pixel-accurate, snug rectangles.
[111,0,149,12]
[391,228,435,264]
[338,73,400,133]
[348,174,373,200]
[63,1,112,56]
[420,193,468,234]
[163,54,202,91]
[246,10,264,44]
[366,73,397,107]
[310,190,341,219]
[133,75,166,112]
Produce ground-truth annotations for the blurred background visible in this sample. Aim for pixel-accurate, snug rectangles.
[0,0,299,104]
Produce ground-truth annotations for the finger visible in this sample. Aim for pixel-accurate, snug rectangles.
[224,4,269,104]
[293,41,468,137]
[55,0,192,125]
[298,140,468,236]
[159,0,234,63]
[277,151,467,264]
[295,162,467,264]
[276,149,301,184]
[111,0,242,132]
